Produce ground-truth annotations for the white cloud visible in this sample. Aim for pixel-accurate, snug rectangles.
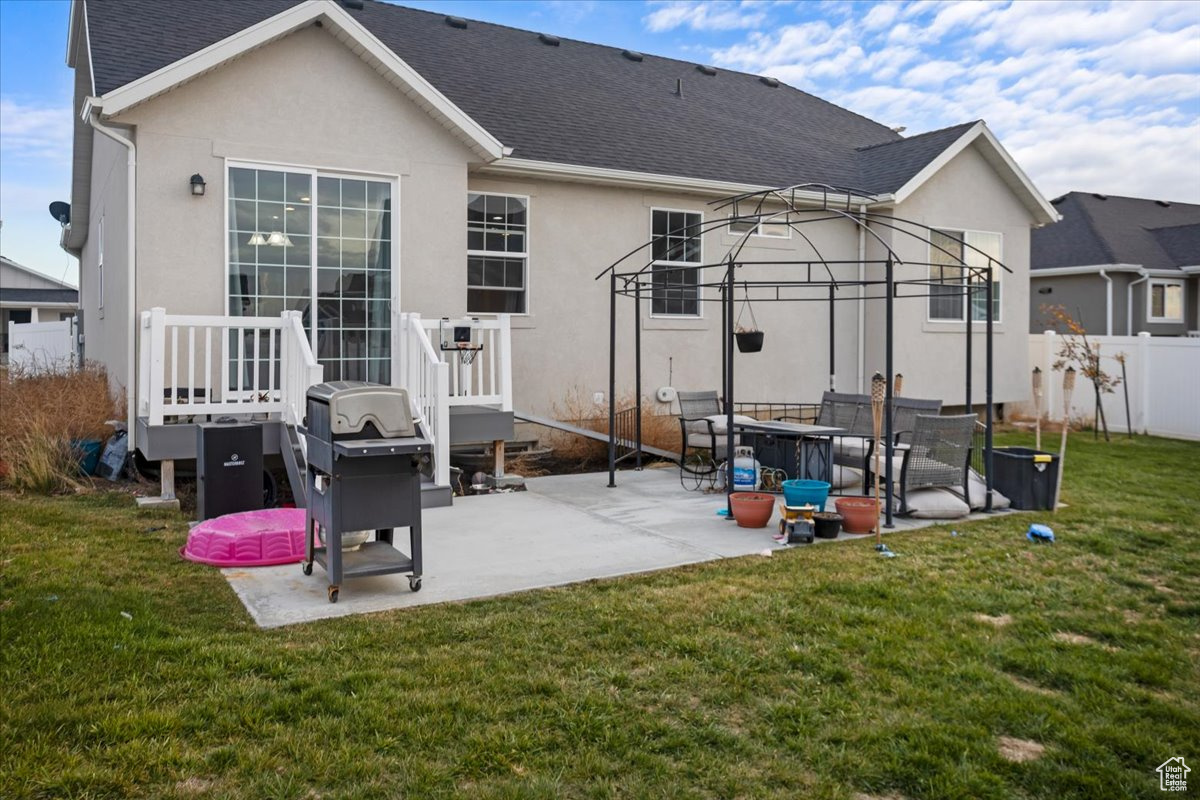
[644,1,769,33]
[862,3,898,31]
[692,0,1200,202]
[0,98,73,166]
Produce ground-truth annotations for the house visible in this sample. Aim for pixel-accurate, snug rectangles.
[1030,192,1200,336]
[0,256,79,364]
[58,0,1057,502]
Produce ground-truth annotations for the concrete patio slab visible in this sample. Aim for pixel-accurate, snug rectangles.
[223,466,1015,628]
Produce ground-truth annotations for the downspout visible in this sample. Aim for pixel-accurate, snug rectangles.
[87,107,137,451]
[856,203,866,393]
[1127,268,1149,336]
[1098,268,1112,335]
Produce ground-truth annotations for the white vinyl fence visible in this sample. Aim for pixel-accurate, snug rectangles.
[7,318,78,373]
[1015,331,1200,441]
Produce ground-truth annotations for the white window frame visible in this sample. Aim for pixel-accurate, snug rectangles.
[926,227,1003,324]
[650,206,704,319]
[728,212,791,239]
[224,159,401,374]
[466,191,530,316]
[1147,278,1185,323]
[97,215,105,319]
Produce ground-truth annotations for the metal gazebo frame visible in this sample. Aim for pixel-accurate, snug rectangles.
[597,184,1010,527]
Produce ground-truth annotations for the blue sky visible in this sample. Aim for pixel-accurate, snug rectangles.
[2,0,1198,284]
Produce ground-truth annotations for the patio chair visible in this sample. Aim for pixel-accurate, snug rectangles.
[866,413,977,514]
[676,390,756,489]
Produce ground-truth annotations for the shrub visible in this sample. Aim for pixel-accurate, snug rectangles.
[0,363,122,493]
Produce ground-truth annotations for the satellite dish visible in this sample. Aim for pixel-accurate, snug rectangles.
[49,201,71,225]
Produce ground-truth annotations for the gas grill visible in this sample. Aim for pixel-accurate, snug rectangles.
[302,381,430,602]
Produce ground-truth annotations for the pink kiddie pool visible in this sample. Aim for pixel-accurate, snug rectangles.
[181,508,307,567]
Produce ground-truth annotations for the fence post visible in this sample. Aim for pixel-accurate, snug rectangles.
[148,308,167,426]
[1043,330,1057,421]
[1137,331,1151,434]
[435,362,450,487]
[499,314,513,412]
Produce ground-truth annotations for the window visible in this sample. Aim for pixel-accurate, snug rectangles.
[651,209,702,316]
[228,164,393,383]
[928,228,1001,322]
[1148,280,1184,322]
[467,193,527,314]
[97,216,104,319]
[729,213,789,238]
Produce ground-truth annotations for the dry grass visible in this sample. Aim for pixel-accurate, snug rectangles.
[544,387,681,468]
[0,363,122,493]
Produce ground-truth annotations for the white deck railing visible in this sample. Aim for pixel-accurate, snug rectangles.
[415,315,513,411]
[138,308,322,427]
[397,312,451,488]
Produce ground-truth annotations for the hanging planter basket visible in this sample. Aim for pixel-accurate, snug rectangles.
[734,284,764,353]
[735,330,764,352]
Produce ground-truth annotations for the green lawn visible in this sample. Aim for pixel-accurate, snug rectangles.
[2,433,1198,799]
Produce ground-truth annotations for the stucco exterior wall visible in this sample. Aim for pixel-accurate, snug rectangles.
[866,144,1036,406]
[1129,277,1193,336]
[466,175,864,416]
[113,24,476,324]
[1028,273,1112,334]
[79,132,131,392]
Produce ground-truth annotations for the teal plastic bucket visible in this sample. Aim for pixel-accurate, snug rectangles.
[781,479,831,511]
[72,439,104,476]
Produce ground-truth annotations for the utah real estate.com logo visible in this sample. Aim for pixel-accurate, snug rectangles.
[1157,757,1190,792]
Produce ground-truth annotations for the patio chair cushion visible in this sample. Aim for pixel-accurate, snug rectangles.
[830,465,862,489]
[961,471,1012,510]
[685,431,742,451]
[684,413,758,435]
[832,437,871,459]
[903,488,971,519]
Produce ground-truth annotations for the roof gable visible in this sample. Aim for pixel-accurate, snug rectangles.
[88,0,504,160]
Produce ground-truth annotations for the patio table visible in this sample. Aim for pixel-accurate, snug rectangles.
[732,421,845,485]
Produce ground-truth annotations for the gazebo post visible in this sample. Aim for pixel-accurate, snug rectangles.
[608,272,617,488]
[985,267,995,511]
[965,279,973,413]
[635,279,643,470]
[829,284,836,391]
[884,256,895,529]
[725,258,736,519]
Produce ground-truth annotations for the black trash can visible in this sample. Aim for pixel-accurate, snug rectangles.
[990,447,1060,510]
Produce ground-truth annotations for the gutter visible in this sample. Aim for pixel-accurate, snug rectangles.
[86,105,137,451]
[1098,268,1113,335]
[1127,268,1149,336]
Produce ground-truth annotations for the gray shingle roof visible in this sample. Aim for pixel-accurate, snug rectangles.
[86,0,972,193]
[0,288,79,305]
[1032,192,1200,271]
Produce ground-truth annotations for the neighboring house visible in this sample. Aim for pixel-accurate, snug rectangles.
[0,256,79,364]
[58,0,1056,478]
[1030,192,1200,336]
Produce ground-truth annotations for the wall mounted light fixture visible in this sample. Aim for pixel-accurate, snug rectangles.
[189,174,206,196]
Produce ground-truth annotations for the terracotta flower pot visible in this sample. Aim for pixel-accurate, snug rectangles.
[812,511,842,539]
[729,492,775,528]
[835,497,879,534]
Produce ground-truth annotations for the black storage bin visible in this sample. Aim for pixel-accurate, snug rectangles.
[990,447,1059,510]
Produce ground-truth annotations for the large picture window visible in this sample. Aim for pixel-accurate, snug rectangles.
[651,208,702,316]
[928,229,1001,323]
[228,165,393,383]
[468,193,527,314]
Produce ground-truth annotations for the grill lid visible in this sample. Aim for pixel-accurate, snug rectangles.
[308,381,415,438]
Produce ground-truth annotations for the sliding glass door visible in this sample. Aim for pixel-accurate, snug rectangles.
[228,164,394,384]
